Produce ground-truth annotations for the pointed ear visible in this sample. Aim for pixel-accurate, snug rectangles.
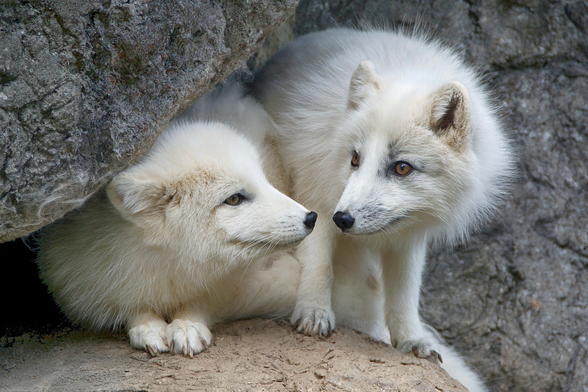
[429,81,471,152]
[106,173,168,227]
[347,61,382,110]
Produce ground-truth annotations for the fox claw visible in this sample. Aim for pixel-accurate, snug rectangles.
[411,345,442,364]
[147,345,158,357]
[399,339,442,365]
[166,319,212,357]
[291,303,335,338]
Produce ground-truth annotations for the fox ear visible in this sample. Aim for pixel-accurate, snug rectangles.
[429,81,471,152]
[106,173,169,227]
[347,61,382,110]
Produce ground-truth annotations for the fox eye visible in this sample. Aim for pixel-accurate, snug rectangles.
[224,193,246,206]
[392,161,413,176]
[351,151,360,167]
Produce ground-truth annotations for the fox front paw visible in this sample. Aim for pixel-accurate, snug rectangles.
[128,319,169,356]
[166,319,213,357]
[397,339,443,364]
[291,302,335,337]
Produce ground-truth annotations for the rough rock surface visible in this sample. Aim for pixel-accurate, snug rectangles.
[291,1,588,391]
[0,318,467,392]
[0,0,297,242]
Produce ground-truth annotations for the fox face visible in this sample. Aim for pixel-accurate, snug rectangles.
[210,169,317,254]
[107,122,315,264]
[332,61,475,238]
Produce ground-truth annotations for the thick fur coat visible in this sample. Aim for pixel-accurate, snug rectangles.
[251,28,514,392]
[38,86,316,356]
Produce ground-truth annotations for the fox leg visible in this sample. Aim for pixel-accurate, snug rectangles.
[291,214,336,337]
[381,236,442,364]
[331,239,390,342]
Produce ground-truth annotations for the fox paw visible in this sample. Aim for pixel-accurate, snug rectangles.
[166,319,213,357]
[398,339,443,364]
[291,302,335,337]
[128,319,169,356]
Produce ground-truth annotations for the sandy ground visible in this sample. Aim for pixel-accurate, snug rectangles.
[0,318,467,392]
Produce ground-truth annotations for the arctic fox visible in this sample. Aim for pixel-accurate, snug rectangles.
[38,84,317,357]
[251,28,513,391]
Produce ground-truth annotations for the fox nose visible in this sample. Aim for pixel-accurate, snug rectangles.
[332,211,355,231]
[304,211,318,230]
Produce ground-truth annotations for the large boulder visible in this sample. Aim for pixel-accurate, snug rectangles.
[290,1,588,391]
[0,0,298,242]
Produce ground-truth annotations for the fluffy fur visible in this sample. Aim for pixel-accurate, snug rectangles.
[251,28,513,391]
[38,85,316,357]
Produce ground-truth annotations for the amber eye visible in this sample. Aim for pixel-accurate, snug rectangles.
[393,161,413,176]
[224,193,245,206]
[351,151,360,167]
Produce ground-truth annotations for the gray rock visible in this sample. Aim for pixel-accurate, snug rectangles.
[291,1,588,391]
[0,0,298,242]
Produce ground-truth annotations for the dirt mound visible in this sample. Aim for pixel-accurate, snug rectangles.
[1,318,466,392]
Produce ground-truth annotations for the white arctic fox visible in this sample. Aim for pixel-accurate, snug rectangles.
[38,84,317,357]
[251,28,513,391]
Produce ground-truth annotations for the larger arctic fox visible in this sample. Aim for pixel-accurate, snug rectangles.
[38,84,317,357]
[251,28,513,391]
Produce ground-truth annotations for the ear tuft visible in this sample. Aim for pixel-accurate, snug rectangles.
[435,94,461,131]
[429,81,471,151]
[348,61,382,110]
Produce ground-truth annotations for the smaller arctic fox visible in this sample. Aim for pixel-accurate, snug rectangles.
[251,28,513,392]
[38,83,317,357]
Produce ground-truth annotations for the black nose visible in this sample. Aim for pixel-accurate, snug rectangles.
[332,211,355,231]
[304,211,318,230]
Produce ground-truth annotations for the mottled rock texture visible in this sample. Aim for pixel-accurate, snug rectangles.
[291,1,588,391]
[0,0,297,242]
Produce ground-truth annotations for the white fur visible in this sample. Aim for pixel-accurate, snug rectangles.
[251,28,513,391]
[175,82,271,150]
[38,86,315,357]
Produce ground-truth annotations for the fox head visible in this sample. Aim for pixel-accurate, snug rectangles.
[332,61,512,243]
[106,121,316,264]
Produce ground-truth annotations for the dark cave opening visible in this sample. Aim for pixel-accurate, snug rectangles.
[0,239,70,337]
